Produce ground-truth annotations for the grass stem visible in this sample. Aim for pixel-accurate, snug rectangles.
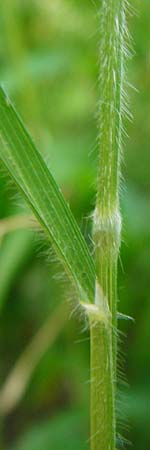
[90,1,126,448]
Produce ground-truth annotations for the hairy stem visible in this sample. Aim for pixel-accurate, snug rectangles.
[90,0,126,448]
[89,302,115,450]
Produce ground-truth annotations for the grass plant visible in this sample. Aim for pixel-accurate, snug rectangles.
[0,1,131,449]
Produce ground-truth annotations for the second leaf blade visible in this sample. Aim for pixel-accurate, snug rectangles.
[0,87,95,304]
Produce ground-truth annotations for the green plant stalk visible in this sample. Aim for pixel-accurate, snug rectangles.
[90,0,126,448]
[87,301,114,450]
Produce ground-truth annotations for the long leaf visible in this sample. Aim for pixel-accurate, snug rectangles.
[0,87,95,303]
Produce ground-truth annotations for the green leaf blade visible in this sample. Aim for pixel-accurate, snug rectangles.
[0,86,95,303]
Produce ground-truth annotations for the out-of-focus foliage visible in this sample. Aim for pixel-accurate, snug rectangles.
[10,410,88,450]
[0,1,149,449]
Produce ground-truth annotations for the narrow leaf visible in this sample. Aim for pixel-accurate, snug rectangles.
[0,87,95,303]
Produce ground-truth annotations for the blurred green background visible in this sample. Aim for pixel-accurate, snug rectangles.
[0,0,150,449]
